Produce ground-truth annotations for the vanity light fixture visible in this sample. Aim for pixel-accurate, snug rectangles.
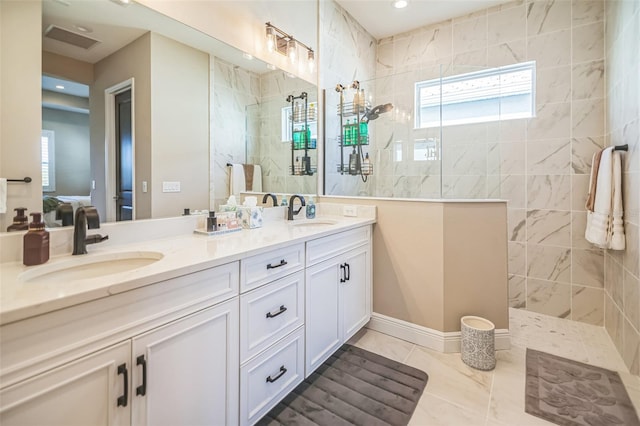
[393,0,408,8]
[55,85,65,90]
[265,22,314,72]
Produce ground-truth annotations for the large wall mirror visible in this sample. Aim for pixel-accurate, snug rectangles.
[31,0,317,229]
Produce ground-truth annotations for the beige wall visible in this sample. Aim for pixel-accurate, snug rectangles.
[91,33,152,220]
[150,33,210,217]
[42,51,93,86]
[320,197,509,331]
[604,0,640,376]
[0,0,42,230]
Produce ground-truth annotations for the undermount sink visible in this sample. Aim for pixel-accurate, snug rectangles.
[19,251,164,284]
[291,219,338,227]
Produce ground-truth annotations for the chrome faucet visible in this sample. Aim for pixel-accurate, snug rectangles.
[73,206,108,255]
[262,193,278,207]
[287,195,306,220]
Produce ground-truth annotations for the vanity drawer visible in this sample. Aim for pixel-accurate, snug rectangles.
[240,243,304,293]
[306,225,370,266]
[240,327,304,426]
[240,271,304,364]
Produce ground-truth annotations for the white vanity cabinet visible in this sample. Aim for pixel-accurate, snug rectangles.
[0,262,240,426]
[305,226,372,376]
[239,244,306,426]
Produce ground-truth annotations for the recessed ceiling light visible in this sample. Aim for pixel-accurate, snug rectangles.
[73,24,92,33]
[242,52,253,60]
[55,85,65,90]
[393,0,408,9]
[266,64,277,70]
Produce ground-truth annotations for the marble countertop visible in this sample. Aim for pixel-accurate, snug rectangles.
[0,215,374,326]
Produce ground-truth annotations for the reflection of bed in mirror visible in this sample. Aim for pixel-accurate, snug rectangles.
[43,195,92,228]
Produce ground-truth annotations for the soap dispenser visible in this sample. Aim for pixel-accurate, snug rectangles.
[306,196,316,219]
[7,207,28,232]
[23,212,49,266]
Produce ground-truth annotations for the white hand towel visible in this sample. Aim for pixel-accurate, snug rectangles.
[229,164,246,197]
[0,178,7,214]
[585,147,626,250]
[252,165,262,193]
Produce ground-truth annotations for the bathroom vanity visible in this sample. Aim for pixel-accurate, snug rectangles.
[0,211,373,426]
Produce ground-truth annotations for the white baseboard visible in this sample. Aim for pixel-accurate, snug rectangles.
[367,312,510,353]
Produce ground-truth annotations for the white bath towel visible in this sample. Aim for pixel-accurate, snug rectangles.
[229,163,245,196]
[585,147,625,250]
[0,178,6,214]
[252,165,262,192]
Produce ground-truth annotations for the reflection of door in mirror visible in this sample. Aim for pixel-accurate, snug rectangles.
[115,89,133,221]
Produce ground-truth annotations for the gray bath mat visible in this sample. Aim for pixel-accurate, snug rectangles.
[257,344,428,426]
[525,348,640,426]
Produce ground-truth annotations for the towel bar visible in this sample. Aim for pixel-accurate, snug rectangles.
[7,177,32,183]
[614,144,628,152]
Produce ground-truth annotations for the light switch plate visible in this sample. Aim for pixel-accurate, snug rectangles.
[142,181,148,193]
[162,181,181,192]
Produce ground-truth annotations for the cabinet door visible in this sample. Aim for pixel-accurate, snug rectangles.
[0,341,131,426]
[342,245,371,341]
[131,298,239,426]
[305,257,341,376]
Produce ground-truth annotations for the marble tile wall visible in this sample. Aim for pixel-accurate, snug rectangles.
[211,57,260,208]
[371,0,609,327]
[604,0,640,375]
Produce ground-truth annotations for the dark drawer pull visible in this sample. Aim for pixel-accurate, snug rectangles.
[266,365,287,383]
[266,305,288,319]
[117,363,128,407]
[340,264,346,283]
[345,262,351,281]
[267,259,288,270]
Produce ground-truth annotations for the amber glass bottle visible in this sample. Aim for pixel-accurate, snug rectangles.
[23,212,50,266]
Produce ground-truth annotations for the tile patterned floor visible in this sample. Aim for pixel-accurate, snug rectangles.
[347,308,640,426]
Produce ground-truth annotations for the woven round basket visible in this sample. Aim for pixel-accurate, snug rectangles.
[460,316,496,371]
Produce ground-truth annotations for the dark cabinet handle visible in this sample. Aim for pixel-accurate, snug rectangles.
[117,363,128,407]
[136,355,147,396]
[267,259,288,270]
[340,264,346,283]
[266,305,287,319]
[345,263,351,281]
[266,365,287,383]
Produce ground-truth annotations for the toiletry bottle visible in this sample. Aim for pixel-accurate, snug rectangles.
[306,196,316,219]
[359,119,368,144]
[207,211,217,232]
[352,89,360,109]
[349,148,359,175]
[363,152,372,175]
[23,212,49,266]
[359,88,366,109]
[7,207,29,232]
[343,119,351,146]
[281,195,288,207]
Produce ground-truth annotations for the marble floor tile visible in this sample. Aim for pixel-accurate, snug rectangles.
[356,306,637,424]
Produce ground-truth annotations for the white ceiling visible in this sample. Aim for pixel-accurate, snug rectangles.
[335,0,510,39]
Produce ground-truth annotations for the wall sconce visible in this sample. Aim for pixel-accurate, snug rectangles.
[265,22,314,72]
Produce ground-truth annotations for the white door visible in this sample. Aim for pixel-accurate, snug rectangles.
[341,246,371,341]
[131,299,239,426]
[305,258,341,376]
[0,341,131,426]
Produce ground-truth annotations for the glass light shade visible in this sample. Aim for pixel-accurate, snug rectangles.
[307,50,315,73]
[266,26,276,53]
[287,39,297,64]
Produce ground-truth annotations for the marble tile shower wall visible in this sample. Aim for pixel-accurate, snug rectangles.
[375,0,608,325]
[320,0,377,196]
[251,72,317,196]
[211,57,261,208]
[604,0,639,375]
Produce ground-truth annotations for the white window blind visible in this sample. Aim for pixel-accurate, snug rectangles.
[41,129,55,192]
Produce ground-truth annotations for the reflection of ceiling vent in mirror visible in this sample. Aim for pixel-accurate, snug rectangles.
[44,25,100,49]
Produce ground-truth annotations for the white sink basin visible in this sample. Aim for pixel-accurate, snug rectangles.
[291,219,338,227]
[19,251,164,284]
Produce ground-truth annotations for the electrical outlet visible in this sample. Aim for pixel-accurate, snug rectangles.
[343,205,357,217]
[142,181,148,193]
[162,181,181,193]
[91,180,96,190]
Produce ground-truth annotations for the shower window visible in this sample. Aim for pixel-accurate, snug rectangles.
[415,61,536,129]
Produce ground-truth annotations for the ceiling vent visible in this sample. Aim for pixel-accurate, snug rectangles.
[44,25,100,50]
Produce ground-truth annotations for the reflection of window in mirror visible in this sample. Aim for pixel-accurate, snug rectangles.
[41,130,55,192]
[394,142,403,162]
[281,102,317,143]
